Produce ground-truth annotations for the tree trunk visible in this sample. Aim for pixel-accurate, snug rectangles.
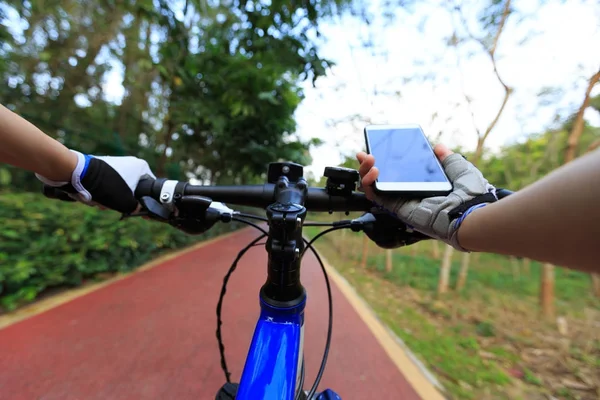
[411,242,419,257]
[361,235,369,269]
[522,258,531,276]
[510,257,520,280]
[456,252,470,291]
[591,274,600,298]
[540,263,555,319]
[438,245,453,294]
[386,249,393,273]
[339,215,347,254]
[156,117,175,176]
[564,68,600,163]
[431,240,440,258]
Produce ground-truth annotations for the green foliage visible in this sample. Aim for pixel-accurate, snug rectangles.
[479,121,600,190]
[0,192,242,311]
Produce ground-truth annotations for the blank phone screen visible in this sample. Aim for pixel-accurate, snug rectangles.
[367,127,448,183]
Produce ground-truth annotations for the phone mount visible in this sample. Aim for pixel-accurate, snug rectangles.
[323,166,360,197]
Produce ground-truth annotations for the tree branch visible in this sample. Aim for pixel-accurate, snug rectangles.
[453,0,514,165]
[565,66,600,163]
[453,28,481,138]
[490,0,512,58]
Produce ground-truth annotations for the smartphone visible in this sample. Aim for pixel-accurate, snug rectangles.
[364,124,452,196]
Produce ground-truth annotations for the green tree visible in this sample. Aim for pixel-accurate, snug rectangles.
[0,0,358,189]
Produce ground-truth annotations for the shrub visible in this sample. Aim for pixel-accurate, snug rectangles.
[0,192,242,311]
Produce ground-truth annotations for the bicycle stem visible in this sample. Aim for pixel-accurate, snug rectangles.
[261,166,309,307]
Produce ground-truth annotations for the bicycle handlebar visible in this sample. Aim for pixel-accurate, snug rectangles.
[135,179,374,212]
[135,177,513,212]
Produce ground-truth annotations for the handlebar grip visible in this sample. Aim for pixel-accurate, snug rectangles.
[134,178,167,199]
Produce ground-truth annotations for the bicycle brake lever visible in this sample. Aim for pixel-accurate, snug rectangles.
[132,196,171,221]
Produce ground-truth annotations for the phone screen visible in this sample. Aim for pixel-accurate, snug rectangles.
[366,126,448,183]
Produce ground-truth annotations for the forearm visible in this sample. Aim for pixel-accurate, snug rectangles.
[458,149,600,273]
[0,104,77,181]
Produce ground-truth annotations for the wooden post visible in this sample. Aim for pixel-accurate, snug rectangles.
[591,274,600,298]
[411,241,419,256]
[431,240,440,258]
[456,252,469,291]
[361,235,369,269]
[510,257,521,280]
[386,249,393,273]
[438,245,453,294]
[522,258,531,276]
[540,263,555,318]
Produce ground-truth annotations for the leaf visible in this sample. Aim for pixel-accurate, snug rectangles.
[258,91,280,105]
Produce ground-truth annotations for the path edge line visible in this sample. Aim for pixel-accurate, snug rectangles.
[321,255,447,400]
[0,228,246,331]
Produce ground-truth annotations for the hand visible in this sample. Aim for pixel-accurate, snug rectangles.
[356,144,497,251]
[36,150,155,214]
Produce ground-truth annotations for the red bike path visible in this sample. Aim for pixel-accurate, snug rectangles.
[0,229,437,400]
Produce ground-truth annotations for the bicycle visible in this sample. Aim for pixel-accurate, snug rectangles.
[114,162,510,399]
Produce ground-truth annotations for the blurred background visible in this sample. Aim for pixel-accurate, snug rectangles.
[0,0,599,399]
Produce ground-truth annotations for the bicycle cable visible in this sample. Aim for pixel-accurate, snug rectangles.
[301,225,351,399]
[216,231,267,383]
[231,217,269,236]
[215,216,352,399]
[234,212,268,222]
[300,225,351,259]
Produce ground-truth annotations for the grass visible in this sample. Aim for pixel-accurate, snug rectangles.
[304,222,600,400]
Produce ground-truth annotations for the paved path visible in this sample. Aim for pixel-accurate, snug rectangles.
[0,229,428,400]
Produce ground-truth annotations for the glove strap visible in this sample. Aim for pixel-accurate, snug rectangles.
[35,150,93,202]
[452,203,487,230]
[448,192,497,220]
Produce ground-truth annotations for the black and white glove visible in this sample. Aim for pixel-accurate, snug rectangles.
[36,150,155,214]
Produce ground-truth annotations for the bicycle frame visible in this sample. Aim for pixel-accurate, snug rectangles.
[236,297,306,399]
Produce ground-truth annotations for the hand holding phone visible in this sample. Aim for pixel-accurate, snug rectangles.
[363,124,452,196]
[357,141,498,250]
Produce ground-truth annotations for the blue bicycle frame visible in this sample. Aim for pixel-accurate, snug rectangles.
[236,297,306,399]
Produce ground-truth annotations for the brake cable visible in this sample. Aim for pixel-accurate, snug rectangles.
[215,231,267,383]
[215,214,352,400]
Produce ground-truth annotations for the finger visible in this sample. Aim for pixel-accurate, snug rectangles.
[433,144,453,162]
[362,166,378,186]
[358,154,375,178]
[356,151,368,163]
[361,167,378,200]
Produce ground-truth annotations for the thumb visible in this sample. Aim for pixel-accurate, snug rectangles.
[433,144,453,162]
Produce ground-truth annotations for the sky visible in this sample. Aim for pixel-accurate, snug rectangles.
[290,0,600,177]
